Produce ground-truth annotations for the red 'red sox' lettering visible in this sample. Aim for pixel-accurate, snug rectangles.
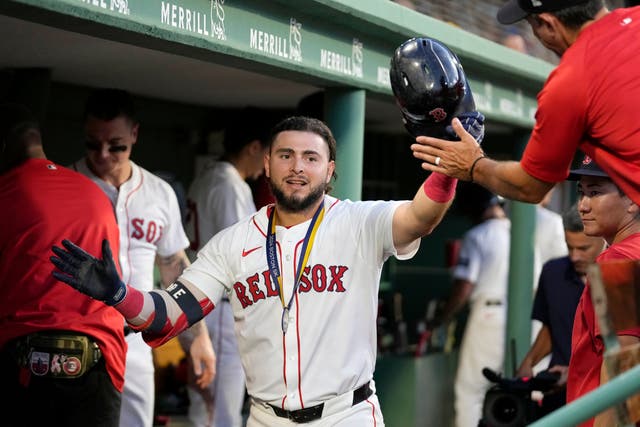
[233,264,349,309]
[131,218,164,245]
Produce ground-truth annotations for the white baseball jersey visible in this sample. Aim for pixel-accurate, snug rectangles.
[534,205,568,289]
[181,195,419,409]
[72,157,189,427]
[186,160,257,250]
[183,160,255,427]
[453,217,511,303]
[452,217,511,427]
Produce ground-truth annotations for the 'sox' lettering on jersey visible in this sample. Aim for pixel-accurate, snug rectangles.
[131,218,164,244]
[298,265,348,293]
[233,264,349,309]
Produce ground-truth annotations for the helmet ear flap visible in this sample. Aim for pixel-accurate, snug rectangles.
[390,37,476,139]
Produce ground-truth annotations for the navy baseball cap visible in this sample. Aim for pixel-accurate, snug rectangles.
[567,155,609,181]
[497,0,591,24]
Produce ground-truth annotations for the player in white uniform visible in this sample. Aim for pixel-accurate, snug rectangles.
[432,183,568,427]
[449,186,510,427]
[180,112,271,427]
[71,89,216,427]
[51,115,485,426]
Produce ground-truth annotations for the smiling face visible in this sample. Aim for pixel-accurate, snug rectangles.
[265,130,335,214]
[84,115,138,179]
[577,176,637,244]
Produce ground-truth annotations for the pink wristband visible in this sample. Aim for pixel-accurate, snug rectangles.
[115,284,145,319]
[423,172,457,203]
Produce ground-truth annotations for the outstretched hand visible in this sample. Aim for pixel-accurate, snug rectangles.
[51,239,127,306]
[412,117,486,181]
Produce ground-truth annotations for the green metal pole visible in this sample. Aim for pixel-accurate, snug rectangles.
[505,201,535,375]
[323,88,365,201]
[504,133,536,375]
[530,364,640,427]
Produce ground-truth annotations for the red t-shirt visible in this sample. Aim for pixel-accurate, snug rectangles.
[0,159,126,391]
[521,7,640,207]
[566,233,640,426]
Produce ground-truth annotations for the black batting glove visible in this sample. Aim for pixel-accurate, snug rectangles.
[51,239,127,306]
[446,111,485,144]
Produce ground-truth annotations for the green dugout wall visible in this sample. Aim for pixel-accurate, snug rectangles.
[0,0,555,425]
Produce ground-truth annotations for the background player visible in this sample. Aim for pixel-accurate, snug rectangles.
[50,113,484,426]
[70,88,215,427]
[435,183,511,427]
[0,103,126,427]
[180,109,273,427]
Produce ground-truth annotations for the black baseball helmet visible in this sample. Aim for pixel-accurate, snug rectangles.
[390,37,476,139]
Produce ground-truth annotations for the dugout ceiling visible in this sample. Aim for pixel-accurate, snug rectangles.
[0,0,553,135]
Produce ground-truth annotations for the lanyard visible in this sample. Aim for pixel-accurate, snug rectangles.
[266,202,325,334]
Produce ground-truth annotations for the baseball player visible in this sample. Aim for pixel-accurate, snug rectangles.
[432,183,511,427]
[179,110,272,427]
[51,114,484,426]
[70,88,215,427]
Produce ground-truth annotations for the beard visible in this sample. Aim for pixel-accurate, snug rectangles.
[269,179,326,213]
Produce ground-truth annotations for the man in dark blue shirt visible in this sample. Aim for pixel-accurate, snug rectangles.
[517,203,605,415]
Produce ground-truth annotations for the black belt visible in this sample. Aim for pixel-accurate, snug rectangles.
[269,381,373,423]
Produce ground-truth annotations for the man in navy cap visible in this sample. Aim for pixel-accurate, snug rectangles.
[410,0,640,218]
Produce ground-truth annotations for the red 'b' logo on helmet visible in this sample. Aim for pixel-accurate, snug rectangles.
[429,108,447,123]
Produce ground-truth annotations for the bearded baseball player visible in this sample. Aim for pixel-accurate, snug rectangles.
[51,98,484,427]
[70,88,215,427]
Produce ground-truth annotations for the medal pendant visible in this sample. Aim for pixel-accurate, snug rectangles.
[281,308,290,334]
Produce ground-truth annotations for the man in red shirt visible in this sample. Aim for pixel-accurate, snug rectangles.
[565,156,640,426]
[0,104,126,427]
[410,0,640,209]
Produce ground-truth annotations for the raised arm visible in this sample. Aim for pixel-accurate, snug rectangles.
[392,172,455,252]
[393,113,486,252]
